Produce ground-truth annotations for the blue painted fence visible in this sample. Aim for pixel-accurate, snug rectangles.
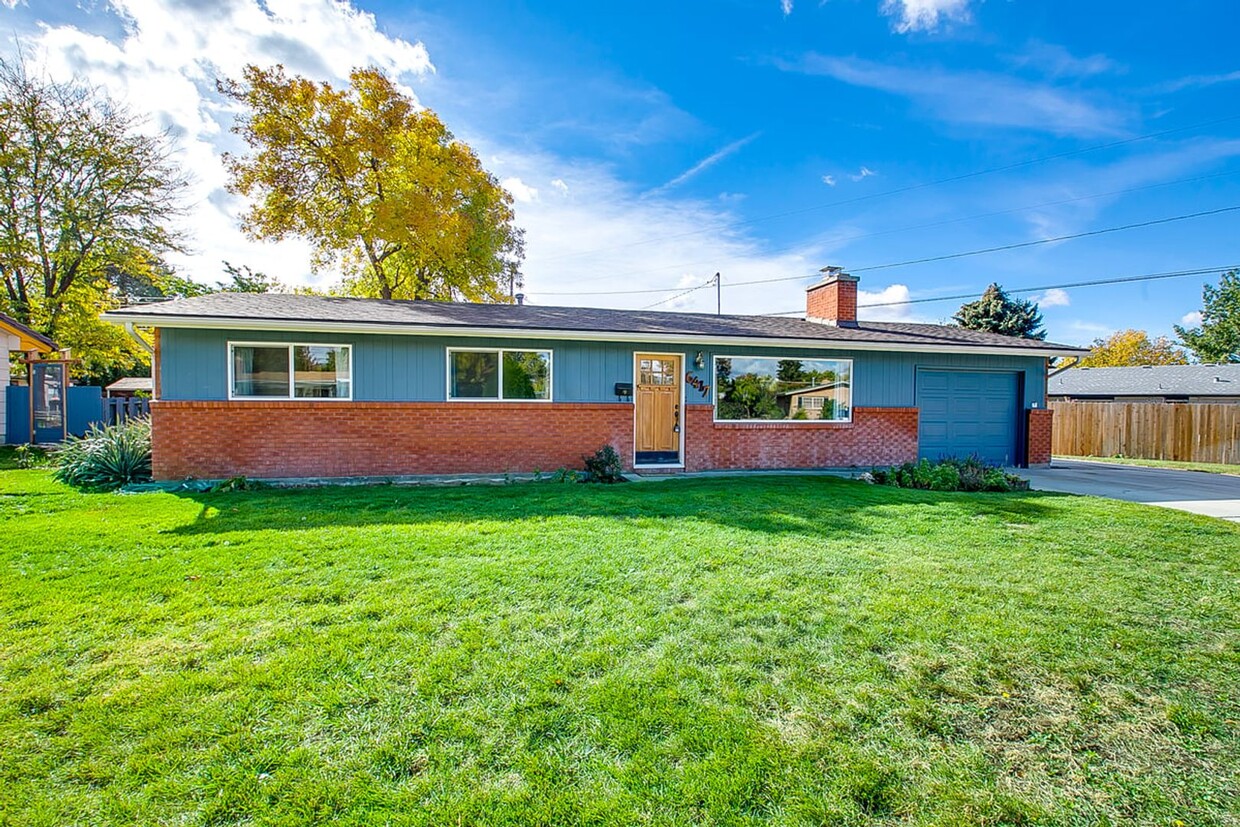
[5,385,112,444]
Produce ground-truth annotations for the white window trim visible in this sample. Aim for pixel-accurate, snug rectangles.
[227,341,354,402]
[446,347,554,402]
[711,354,854,424]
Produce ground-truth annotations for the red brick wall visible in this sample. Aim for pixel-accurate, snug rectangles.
[805,278,858,324]
[151,401,633,480]
[152,401,925,480]
[1027,407,1053,466]
[684,405,918,471]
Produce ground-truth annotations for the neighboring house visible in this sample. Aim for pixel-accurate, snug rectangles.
[105,377,154,398]
[777,381,850,420]
[1049,364,1240,403]
[1,312,58,445]
[102,270,1086,481]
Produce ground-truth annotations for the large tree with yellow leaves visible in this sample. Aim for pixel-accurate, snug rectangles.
[219,65,524,303]
[1079,329,1188,367]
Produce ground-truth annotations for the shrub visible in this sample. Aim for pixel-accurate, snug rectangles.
[53,417,152,491]
[13,444,49,469]
[955,456,988,492]
[549,467,581,484]
[583,445,625,483]
[928,463,961,491]
[869,456,1028,493]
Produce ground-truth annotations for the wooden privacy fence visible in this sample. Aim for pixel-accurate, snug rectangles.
[1050,401,1239,464]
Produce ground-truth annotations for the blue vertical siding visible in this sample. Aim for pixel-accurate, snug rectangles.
[683,346,1046,408]
[158,327,1046,408]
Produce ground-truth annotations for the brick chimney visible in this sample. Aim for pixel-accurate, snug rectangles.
[806,266,859,327]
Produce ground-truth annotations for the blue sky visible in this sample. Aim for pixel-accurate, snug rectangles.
[4,0,1239,344]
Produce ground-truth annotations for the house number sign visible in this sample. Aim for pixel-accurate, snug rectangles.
[685,372,710,399]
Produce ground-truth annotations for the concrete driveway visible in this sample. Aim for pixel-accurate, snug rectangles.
[1023,460,1240,522]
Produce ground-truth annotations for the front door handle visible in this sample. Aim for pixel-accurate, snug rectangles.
[673,405,680,433]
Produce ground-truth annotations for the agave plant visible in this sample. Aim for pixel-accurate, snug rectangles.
[53,417,152,491]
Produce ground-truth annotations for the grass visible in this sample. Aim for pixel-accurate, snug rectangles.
[1056,454,1240,476]
[1,469,1238,826]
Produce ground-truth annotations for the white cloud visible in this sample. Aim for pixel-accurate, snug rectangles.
[781,0,794,14]
[18,0,433,285]
[1009,41,1118,79]
[850,166,875,181]
[1010,137,1240,239]
[649,132,760,194]
[1036,288,1071,308]
[788,53,1128,137]
[480,147,860,316]
[1180,310,1203,326]
[821,174,837,187]
[881,0,972,33]
[501,177,539,203]
[1067,320,1113,335]
[856,283,921,322]
[1156,70,1240,94]
[10,1,864,319]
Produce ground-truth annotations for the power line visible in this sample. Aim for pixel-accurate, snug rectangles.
[722,204,1240,289]
[852,205,1240,275]
[534,204,1240,297]
[534,113,1240,264]
[533,168,1240,293]
[759,266,1234,316]
[642,277,717,309]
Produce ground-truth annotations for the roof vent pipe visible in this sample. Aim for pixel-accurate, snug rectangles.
[514,293,525,306]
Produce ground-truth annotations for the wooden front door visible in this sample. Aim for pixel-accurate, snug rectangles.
[635,354,682,464]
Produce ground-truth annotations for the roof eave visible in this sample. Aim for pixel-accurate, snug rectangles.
[0,312,57,351]
[101,311,1089,358]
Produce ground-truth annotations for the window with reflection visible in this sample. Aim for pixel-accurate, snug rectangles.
[714,356,852,421]
[449,349,552,400]
[230,343,351,399]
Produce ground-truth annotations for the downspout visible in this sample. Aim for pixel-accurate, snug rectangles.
[124,322,158,402]
[123,322,153,355]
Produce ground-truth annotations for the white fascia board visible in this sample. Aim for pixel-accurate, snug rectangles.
[101,312,1090,358]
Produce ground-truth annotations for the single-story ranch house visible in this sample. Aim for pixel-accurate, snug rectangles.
[1049,363,1240,403]
[103,270,1087,481]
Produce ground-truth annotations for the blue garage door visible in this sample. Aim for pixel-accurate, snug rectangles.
[916,370,1020,465]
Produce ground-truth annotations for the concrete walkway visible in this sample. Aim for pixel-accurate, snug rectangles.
[1023,459,1240,522]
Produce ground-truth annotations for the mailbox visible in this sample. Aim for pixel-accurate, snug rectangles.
[614,382,633,400]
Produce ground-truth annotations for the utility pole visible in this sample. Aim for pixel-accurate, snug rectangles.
[715,272,721,315]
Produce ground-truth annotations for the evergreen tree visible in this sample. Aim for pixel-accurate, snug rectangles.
[953,283,1046,340]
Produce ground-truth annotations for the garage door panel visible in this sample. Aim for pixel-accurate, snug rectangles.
[917,370,1020,465]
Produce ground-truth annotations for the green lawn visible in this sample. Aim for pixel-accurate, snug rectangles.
[1057,454,1240,476]
[1,469,1238,826]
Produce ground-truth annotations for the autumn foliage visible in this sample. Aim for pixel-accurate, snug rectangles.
[1079,329,1188,367]
[219,65,524,303]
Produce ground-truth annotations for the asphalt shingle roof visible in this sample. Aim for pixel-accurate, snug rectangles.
[105,292,1085,354]
[1049,364,1240,397]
